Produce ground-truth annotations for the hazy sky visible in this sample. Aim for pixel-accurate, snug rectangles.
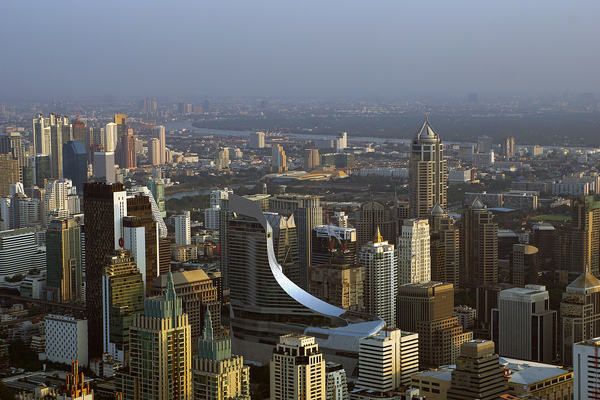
[2,1,599,100]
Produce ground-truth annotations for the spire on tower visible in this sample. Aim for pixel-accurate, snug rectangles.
[202,308,214,340]
[373,226,383,243]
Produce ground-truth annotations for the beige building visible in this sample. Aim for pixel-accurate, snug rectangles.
[411,368,452,400]
[428,204,460,289]
[308,261,364,311]
[151,270,222,346]
[270,334,325,400]
[398,218,431,285]
[0,154,20,196]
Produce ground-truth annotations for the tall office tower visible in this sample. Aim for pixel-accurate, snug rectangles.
[477,136,493,153]
[305,148,320,170]
[83,182,127,359]
[502,136,515,157]
[25,154,51,188]
[311,225,357,265]
[159,238,171,275]
[335,132,347,152]
[354,201,398,248]
[509,244,539,287]
[0,154,20,196]
[192,310,251,400]
[151,126,166,164]
[573,338,600,399]
[530,223,556,272]
[117,129,137,169]
[492,285,556,363]
[49,114,70,179]
[398,219,431,285]
[459,198,498,288]
[308,261,364,311]
[325,362,349,400]
[560,270,600,365]
[72,117,86,142]
[144,98,157,114]
[1,193,43,230]
[94,151,116,183]
[356,329,419,392]
[271,144,287,172]
[360,228,397,327]
[428,205,459,287]
[114,113,127,138]
[475,283,515,336]
[116,272,192,400]
[397,282,472,366]
[151,270,221,347]
[45,218,82,303]
[33,113,49,155]
[0,132,26,182]
[0,228,46,281]
[147,178,166,218]
[570,195,600,277]
[62,141,87,195]
[43,178,76,226]
[147,138,160,165]
[446,340,507,400]
[266,213,301,285]
[104,122,118,152]
[429,236,446,283]
[270,194,322,289]
[175,212,191,246]
[409,117,447,218]
[249,131,265,149]
[215,148,230,170]
[101,250,144,363]
[270,334,325,400]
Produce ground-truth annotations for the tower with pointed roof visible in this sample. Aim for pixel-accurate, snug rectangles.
[459,198,498,288]
[398,218,431,285]
[409,117,448,218]
[428,204,460,288]
[359,227,398,327]
[115,271,192,400]
[192,309,251,400]
[560,269,600,365]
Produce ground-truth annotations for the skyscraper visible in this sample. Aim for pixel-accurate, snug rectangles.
[0,154,20,196]
[271,144,287,172]
[94,151,116,183]
[397,219,431,285]
[409,117,447,218]
[560,270,600,365]
[573,338,600,399]
[509,244,539,288]
[354,201,398,248]
[308,261,364,311]
[192,310,251,400]
[428,204,460,288]
[104,122,118,152]
[116,272,192,400]
[270,334,325,400]
[360,228,397,327]
[62,140,87,195]
[152,125,166,164]
[175,212,191,246]
[305,148,320,170]
[50,115,70,179]
[492,285,557,363]
[311,225,357,265]
[459,198,498,287]
[446,340,507,400]
[502,136,515,157]
[117,129,136,169]
[45,218,82,303]
[249,131,265,149]
[147,138,160,165]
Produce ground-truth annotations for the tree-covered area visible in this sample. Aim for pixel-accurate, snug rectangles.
[9,339,42,371]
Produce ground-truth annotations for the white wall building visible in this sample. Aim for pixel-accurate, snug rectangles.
[175,212,191,246]
[249,131,265,149]
[43,314,88,366]
[104,122,118,152]
[204,206,220,230]
[326,362,349,400]
[94,151,116,183]
[356,329,419,392]
[153,125,166,164]
[574,338,600,400]
[398,219,431,285]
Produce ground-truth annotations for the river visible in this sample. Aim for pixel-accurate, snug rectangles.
[165,184,258,200]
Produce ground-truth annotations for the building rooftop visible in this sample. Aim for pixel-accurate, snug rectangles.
[500,357,570,385]
[151,269,211,288]
[567,271,600,293]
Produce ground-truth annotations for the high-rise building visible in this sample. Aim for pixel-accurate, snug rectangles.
[492,285,556,363]
[101,250,145,363]
[192,310,251,400]
[354,201,398,248]
[83,182,127,359]
[459,198,498,287]
[104,122,118,152]
[117,129,136,169]
[49,114,70,180]
[446,340,507,400]
[428,204,460,289]
[270,334,325,400]
[398,219,431,285]
[560,270,600,365]
[266,212,301,286]
[475,283,515,336]
[215,148,230,170]
[0,154,20,196]
[63,140,87,195]
[271,144,287,173]
[147,178,166,218]
[270,194,323,289]
[510,244,539,288]
[25,154,51,188]
[33,113,49,156]
[305,148,320,170]
[175,212,191,246]
[573,338,600,399]
[397,282,472,366]
[312,225,357,265]
[325,362,349,400]
[249,131,265,149]
[44,315,88,367]
[0,228,46,281]
[116,272,192,400]
[0,132,26,182]
[409,117,447,218]
[569,195,600,277]
[502,136,515,157]
[151,270,222,347]
[477,136,493,154]
[45,218,82,303]
[360,228,397,327]
[147,138,160,165]
[335,132,347,152]
[159,238,171,275]
[356,329,419,392]
[94,151,116,183]
[308,261,364,311]
[530,223,556,272]
[114,113,127,138]
[152,125,166,164]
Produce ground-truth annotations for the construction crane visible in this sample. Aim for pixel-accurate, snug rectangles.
[75,106,84,123]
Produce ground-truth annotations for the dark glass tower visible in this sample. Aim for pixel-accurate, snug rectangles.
[63,140,87,195]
